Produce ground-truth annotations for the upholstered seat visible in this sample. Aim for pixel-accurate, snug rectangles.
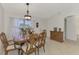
[22,43,35,52]
[6,45,15,51]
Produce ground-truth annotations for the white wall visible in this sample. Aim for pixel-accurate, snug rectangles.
[75,16,79,35]
[0,4,4,54]
[0,4,4,32]
[74,16,79,40]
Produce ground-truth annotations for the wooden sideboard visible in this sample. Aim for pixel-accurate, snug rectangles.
[50,31,63,42]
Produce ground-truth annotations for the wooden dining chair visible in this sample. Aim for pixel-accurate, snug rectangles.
[36,31,46,54]
[0,32,18,55]
[22,33,37,55]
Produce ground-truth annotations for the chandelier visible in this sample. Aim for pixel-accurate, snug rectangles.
[24,3,31,20]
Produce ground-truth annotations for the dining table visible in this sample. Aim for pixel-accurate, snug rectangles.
[13,35,27,55]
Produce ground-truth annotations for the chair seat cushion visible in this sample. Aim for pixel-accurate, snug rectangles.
[22,44,28,52]
[22,43,35,52]
[6,45,15,51]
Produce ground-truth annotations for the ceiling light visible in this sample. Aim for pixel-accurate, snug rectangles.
[24,3,31,20]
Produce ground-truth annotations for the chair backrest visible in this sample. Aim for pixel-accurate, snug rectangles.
[29,34,36,45]
[40,32,45,39]
[43,30,47,37]
[38,32,46,45]
[27,33,36,50]
[0,32,9,49]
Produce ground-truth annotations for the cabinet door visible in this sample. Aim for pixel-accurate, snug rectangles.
[58,32,63,42]
[55,32,59,41]
[52,32,58,40]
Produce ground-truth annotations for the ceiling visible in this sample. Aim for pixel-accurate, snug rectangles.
[1,3,79,19]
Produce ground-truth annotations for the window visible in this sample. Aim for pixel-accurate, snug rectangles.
[9,17,32,39]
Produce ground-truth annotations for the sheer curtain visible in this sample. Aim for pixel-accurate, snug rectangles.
[8,17,32,39]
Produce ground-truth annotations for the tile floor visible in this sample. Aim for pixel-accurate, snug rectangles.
[1,37,79,55]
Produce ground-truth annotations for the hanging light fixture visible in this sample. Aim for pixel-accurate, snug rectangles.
[24,3,31,20]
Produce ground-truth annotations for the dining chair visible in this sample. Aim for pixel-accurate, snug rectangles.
[36,31,46,54]
[0,32,18,55]
[22,33,37,55]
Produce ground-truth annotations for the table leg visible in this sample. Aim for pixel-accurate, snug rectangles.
[18,49,21,55]
[38,47,39,55]
[21,49,23,55]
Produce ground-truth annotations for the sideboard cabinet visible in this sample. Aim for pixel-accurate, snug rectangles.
[50,31,63,42]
